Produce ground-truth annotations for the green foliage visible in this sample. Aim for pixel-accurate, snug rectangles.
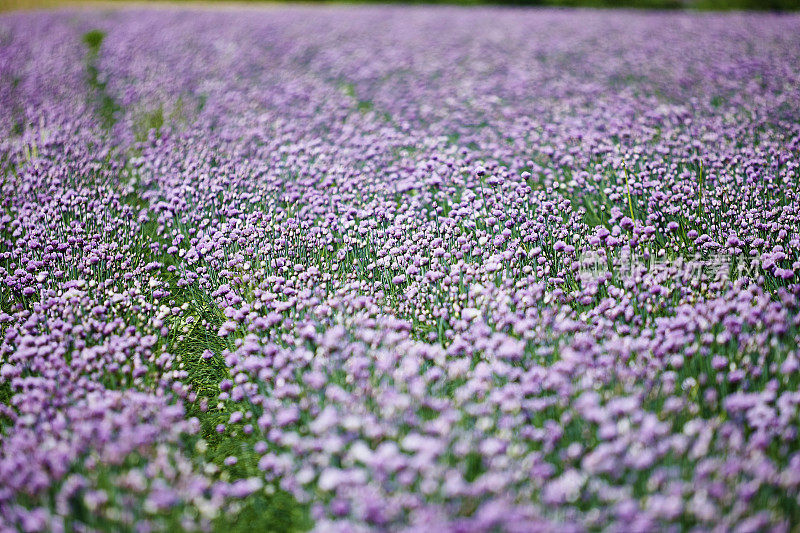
[82,29,121,129]
[82,28,105,54]
[133,106,165,142]
[213,491,312,532]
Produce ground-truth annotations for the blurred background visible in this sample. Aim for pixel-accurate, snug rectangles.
[1,0,798,17]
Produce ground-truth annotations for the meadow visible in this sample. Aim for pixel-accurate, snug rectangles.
[1,6,800,531]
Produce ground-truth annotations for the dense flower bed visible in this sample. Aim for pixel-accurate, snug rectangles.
[1,6,800,531]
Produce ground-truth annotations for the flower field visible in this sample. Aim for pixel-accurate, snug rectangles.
[1,6,800,531]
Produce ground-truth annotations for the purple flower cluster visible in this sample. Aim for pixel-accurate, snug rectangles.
[1,5,800,531]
